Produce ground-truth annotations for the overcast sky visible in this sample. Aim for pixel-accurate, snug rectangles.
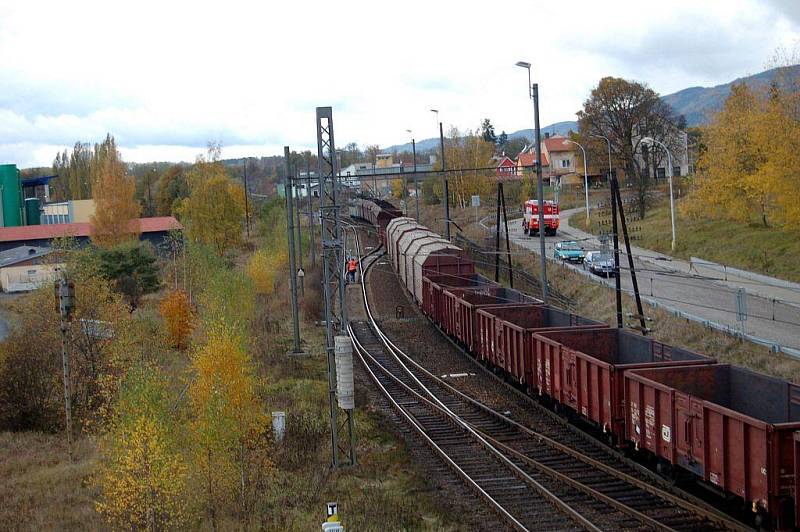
[0,0,798,167]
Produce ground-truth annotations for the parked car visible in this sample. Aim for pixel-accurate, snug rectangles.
[583,251,614,277]
[553,241,585,263]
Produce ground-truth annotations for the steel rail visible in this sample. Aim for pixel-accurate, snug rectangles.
[347,228,602,531]
[347,217,751,532]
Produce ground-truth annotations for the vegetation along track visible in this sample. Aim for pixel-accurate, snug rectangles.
[344,223,750,532]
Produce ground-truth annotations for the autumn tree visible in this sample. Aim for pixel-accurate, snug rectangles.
[0,253,140,432]
[95,365,188,530]
[188,322,271,527]
[53,142,93,201]
[688,81,800,228]
[442,126,494,208]
[159,290,193,349]
[90,134,142,248]
[179,157,245,256]
[577,77,684,218]
[155,165,189,216]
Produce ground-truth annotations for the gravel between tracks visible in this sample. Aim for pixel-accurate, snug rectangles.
[358,232,743,532]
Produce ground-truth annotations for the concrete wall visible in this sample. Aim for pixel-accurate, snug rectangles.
[69,199,95,223]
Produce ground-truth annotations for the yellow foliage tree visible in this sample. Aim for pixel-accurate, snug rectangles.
[159,290,193,349]
[246,249,287,295]
[90,134,141,248]
[179,161,245,255]
[96,366,188,530]
[443,126,495,208]
[688,82,800,228]
[188,322,271,526]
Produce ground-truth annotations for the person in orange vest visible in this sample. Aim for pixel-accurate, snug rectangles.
[347,257,357,283]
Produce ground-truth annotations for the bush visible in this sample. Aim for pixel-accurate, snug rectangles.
[159,290,193,349]
[0,291,62,431]
[300,266,323,322]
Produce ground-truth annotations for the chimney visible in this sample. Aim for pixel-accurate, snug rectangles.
[544,132,550,139]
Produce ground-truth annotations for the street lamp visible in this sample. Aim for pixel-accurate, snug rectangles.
[515,60,548,303]
[565,139,590,225]
[641,136,677,251]
[407,129,419,221]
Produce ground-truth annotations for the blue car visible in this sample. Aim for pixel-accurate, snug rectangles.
[553,241,585,263]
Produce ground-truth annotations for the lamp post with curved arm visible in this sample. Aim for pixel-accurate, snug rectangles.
[565,139,590,225]
[642,136,676,251]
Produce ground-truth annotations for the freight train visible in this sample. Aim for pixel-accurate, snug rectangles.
[349,197,800,530]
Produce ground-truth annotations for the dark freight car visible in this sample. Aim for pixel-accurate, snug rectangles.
[422,273,496,322]
[533,328,714,438]
[625,364,800,529]
[475,305,605,388]
[446,288,540,353]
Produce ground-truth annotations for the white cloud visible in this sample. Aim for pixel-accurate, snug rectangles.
[0,0,797,166]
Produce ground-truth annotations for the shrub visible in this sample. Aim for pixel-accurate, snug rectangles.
[159,290,193,349]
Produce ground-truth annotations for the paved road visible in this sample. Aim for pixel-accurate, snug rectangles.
[507,208,800,352]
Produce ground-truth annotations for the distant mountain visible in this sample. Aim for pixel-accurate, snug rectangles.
[384,120,578,154]
[382,66,800,155]
[662,65,800,126]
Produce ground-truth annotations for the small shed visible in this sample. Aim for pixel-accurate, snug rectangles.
[0,246,63,292]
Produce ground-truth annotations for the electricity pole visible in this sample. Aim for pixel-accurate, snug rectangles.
[56,279,75,461]
[412,138,419,221]
[295,166,304,297]
[515,61,547,302]
[243,158,250,238]
[284,147,302,353]
[439,122,450,241]
[315,107,355,467]
[306,154,316,269]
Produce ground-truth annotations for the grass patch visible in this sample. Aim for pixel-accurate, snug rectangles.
[0,432,102,531]
[570,199,800,283]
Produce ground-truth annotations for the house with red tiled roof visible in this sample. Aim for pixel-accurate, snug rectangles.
[515,148,549,178]
[0,216,183,252]
[542,135,580,185]
[494,156,517,179]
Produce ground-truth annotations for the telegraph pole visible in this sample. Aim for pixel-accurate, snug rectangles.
[439,122,450,240]
[306,154,316,269]
[56,279,75,461]
[412,138,419,221]
[243,158,250,238]
[532,83,548,303]
[295,166,304,297]
[284,147,302,353]
[610,173,623,329]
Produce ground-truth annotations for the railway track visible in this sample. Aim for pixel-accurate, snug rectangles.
[345,223,751,532]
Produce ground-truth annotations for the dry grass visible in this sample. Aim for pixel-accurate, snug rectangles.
[0,432,102,531]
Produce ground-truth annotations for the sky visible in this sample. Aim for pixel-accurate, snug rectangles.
[0,0,798,168]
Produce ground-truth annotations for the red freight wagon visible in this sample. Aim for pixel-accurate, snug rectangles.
[475,305,606,388]
[446,287,540,353]
[437,285,497,338]
[533,328,714,438]
[626,364,800,529]
[422,273,496,321]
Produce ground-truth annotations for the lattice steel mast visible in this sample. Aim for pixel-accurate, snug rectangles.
[316,106,355,467]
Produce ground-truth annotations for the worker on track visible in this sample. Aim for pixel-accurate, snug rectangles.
[347,257,357,283]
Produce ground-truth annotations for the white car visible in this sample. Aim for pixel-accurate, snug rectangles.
[583,251,615,278]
